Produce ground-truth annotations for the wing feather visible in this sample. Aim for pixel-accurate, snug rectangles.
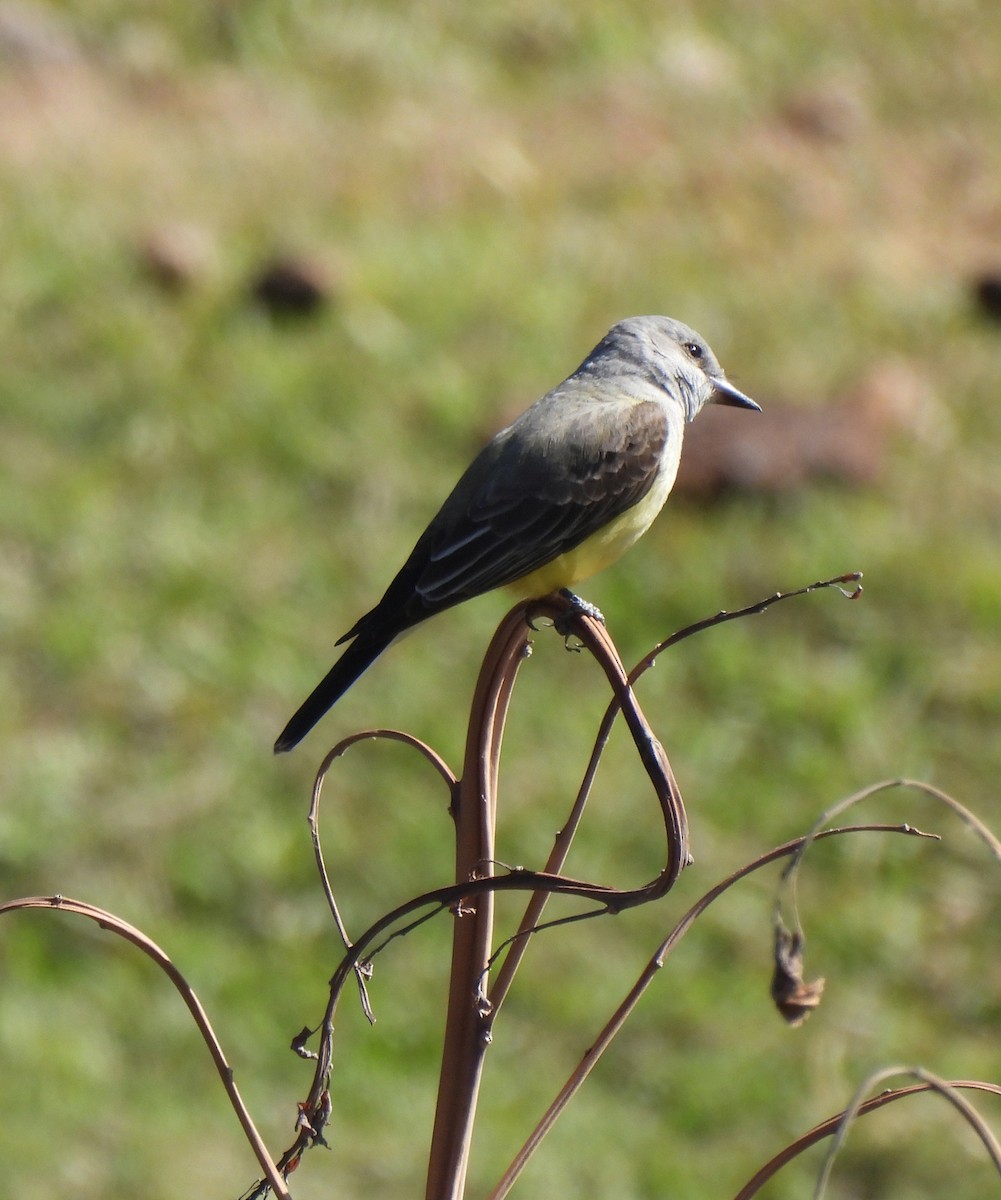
[416,398,668,605]
[342,397,670,642]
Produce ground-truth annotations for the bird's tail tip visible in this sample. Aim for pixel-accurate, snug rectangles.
[273,707,316,754]
[272,632,390,755]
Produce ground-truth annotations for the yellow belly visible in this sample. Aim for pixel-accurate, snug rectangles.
[507,462,677,596]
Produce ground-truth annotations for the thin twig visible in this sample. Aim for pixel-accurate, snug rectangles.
[733,1078,1001,1199]
[308,729,458,1024]
[776,776,1001,949]
[811,1066,1001,1199]
[0,894,290,1199]
[631,572,864,682]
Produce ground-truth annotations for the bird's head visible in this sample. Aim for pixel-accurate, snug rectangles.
[590,315,761,423]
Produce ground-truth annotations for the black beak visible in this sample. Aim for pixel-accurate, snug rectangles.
[711,377,761,411]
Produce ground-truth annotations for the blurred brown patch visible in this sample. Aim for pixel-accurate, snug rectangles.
[972,271,1001,323]
[676,358,931,498]
[249,255,335,319]
[137,222,217,292]
[780,82,867,144]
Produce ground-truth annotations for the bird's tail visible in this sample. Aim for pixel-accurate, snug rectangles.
[273,634,389,754]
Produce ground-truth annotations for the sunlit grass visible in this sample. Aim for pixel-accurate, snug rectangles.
[2,2,1001,1197]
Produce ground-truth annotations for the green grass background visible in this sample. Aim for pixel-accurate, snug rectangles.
[2,1,1001,1196]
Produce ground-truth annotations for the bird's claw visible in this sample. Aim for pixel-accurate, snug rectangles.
[554,589,605,636]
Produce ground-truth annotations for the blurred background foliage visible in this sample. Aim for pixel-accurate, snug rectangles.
[2,0,1001,1196]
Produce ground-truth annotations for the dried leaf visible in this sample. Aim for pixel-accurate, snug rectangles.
[771,923,826,1026]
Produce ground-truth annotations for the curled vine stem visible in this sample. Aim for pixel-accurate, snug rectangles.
[812,1066,1001,1200]
[775,777,1001,957]
[0,894,290,1200]
[485,596,689,1017]
[733,1077,1001,1199]
[308,728,458,1024]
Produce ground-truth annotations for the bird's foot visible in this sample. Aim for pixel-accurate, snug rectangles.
[554,588,605,637]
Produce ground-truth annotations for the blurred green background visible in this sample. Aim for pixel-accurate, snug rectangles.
[2,1,1001,1197]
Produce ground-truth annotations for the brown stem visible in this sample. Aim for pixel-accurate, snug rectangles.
[733,1076,1001,1199]
[424,604,533,1199]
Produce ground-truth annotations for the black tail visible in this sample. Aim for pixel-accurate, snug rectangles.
[273,634,390,754]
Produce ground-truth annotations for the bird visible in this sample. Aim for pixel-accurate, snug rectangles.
[274,315,760,753]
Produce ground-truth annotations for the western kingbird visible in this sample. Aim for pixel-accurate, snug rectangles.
[275,315,759,753]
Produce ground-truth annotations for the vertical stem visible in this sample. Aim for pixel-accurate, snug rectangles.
[424,605,532,1200]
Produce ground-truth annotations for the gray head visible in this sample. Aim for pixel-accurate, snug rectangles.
[578,315,760,421]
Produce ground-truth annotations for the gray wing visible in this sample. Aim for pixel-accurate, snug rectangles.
[340,398,670,643]
[417,397,668,603]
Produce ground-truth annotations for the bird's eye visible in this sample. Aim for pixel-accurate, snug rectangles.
[683,341,704,360]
